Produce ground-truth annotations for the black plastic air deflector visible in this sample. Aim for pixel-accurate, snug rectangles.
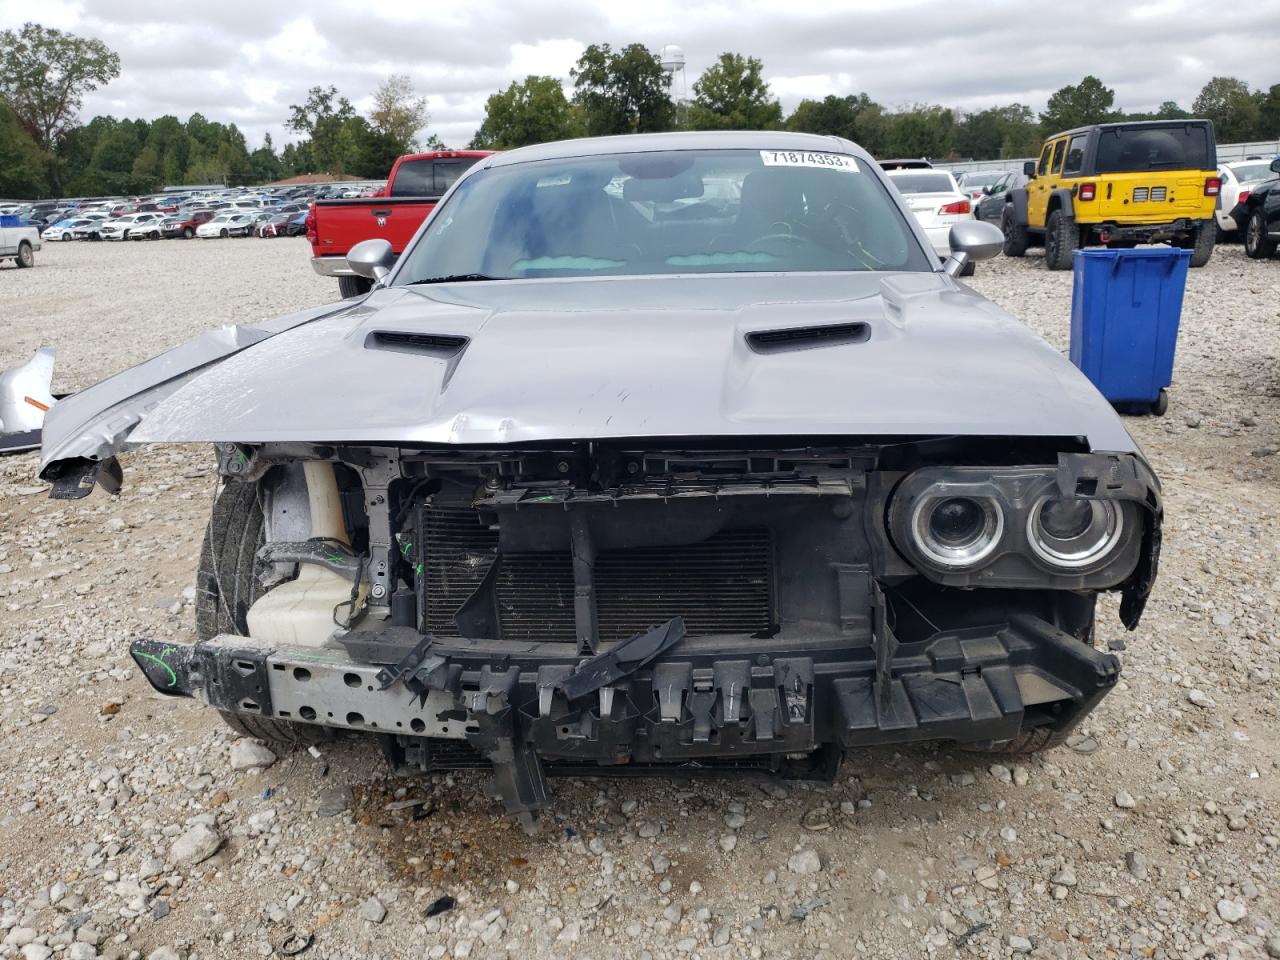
[745,322,871,353]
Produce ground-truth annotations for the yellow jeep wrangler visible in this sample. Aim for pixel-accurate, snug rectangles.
[1002,120,1220,269]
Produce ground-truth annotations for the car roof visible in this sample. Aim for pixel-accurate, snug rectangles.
[480,130,865,169]
[1042,118,1213,140]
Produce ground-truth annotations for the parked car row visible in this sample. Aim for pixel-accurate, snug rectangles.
[41,208,309,242]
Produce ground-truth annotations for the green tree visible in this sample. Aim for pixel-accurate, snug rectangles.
[687,53,781,131]
[1257,84,1280,139]
[0,22,120,189]
[0,102,48,198]
[249,132,283,183]
[571,43,674,136]
[955,104,1037,159]
[471,75,579,148]
[280,141,311,176]
[1040,76,1117,132]
[370,74,429,153]
[883,104,955,159]
[288,85,356,173]
[1192,77,1260,142]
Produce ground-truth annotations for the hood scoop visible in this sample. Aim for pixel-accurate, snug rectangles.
[364,331,469,359]
[745,322,871,354]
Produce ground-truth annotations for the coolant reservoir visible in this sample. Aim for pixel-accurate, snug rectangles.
[245,563,366,647]
[246,461,366,647]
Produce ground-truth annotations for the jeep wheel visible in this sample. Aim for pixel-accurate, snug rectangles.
[1000,207,1028,258]
[197,479,333,749]
[16,241,34,268]
[338,275,373,299]
[1244,209,1277,259]
[1179,220,1215,268]
[963,727,1069,756]
[1044,210,1079,271]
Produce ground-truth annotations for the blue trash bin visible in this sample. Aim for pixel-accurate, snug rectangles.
[1069,247,1191,416]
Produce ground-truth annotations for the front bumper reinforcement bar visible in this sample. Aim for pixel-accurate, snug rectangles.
[131,614,1119,827]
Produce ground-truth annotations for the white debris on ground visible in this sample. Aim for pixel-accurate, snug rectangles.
[0,239,1277,959]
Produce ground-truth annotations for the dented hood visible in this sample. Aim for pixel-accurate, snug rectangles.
[41,271,1138,472]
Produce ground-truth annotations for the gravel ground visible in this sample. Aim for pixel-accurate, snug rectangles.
[1,239,1278,960]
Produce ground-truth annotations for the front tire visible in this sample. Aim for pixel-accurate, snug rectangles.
[197,479,333,748]
[220,228,229,238]
[338,275,374,298]
[16,242,33,268]
[1244,209,1277,259]
[1001,206,1028,258]
[183,227,195,239]
[1044,210,1079,270]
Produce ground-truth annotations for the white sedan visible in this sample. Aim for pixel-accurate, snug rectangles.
[100,213,163,241]
[1216,159,1277,238]
[884,169,973,262]
[43,217,104,241]
[196,214,256,238]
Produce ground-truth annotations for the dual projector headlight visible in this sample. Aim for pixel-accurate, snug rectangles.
[889,466,1136,582]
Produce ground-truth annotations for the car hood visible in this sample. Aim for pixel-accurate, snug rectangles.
[41,272,1137,473]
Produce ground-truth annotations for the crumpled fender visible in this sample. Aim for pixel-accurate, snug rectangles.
[39,301,349,489]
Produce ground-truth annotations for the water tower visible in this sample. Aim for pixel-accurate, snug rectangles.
[659,44,687,103]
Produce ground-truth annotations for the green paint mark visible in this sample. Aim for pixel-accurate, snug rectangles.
[414,563,424,577]
[136,650,178,688]
[325,553,344,563]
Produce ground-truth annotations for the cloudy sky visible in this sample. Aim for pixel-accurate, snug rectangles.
[3,0,1279,149]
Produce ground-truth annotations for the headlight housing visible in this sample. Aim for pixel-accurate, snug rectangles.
[888,466,1141,588]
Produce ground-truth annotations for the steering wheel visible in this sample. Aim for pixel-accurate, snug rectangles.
[746,232,816,257]
[818,201,887,270]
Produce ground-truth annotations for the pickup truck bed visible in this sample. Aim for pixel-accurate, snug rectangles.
[308,150,492,297]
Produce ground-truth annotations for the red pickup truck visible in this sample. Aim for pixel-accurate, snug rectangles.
[308,149,492,297]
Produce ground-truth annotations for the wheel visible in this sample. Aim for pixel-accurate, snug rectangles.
[183,227,194,239]
[1179,220,1215,268]
[220,228,229,238]
[150,230,160,240]
[1044,210,1079,270]
[1152,388,1169,417]
[197,479,333,749]
[1244,209,1277,259]
[1000,206,1028,258]
[962,727,1070,756]
[338,275,373,298]
[15,241,33,268]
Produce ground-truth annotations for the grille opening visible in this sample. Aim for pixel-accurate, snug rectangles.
[419,506,776,643]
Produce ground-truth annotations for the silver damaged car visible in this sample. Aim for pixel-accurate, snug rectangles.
[40,132,1161,827]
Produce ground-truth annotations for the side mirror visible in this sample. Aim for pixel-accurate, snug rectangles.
[944,220,1004,278]
[1023,160,1037,178]
[347,238,395,283]
[1271,157,1280,173]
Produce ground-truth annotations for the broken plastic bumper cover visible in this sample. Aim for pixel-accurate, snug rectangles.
[130,613,1118,818]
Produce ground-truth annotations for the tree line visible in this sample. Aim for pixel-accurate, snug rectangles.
[0,22,437,198]
[2,21,1279,201]
[471,46,1280,158]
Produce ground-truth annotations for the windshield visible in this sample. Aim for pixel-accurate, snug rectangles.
[1229,162,1275,183]
[888,172,957,194]
[396,148,930,282]
[957,171,1004,187]
[1095,124,1212,172]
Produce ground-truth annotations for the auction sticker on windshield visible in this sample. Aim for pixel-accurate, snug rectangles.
[761,150,859,172]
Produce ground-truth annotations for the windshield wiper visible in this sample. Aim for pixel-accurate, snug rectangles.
[408,273,504,285]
